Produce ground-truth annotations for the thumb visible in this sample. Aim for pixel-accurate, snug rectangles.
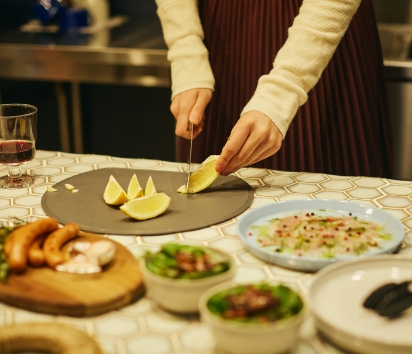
[189,91,211,125]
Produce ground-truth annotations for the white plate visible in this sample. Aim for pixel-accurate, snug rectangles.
[236,199,404,271]
[309,256,412,354]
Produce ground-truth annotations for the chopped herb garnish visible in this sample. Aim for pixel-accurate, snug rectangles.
[144,244,231,279]
[0,219,27,282]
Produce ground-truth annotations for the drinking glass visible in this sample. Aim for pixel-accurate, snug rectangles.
[0,104,37,188]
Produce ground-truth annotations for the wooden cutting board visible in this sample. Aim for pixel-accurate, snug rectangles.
[0,233,145,317]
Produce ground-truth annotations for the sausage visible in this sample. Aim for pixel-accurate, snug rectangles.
[28,233,47,267]
[6,218,59,273]
[43,223,80,268]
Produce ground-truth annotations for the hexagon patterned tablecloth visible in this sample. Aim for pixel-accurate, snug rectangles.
[0,150,411,354]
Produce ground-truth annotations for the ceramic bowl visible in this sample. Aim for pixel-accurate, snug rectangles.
[140,246,236,313]
[198,282,308,354]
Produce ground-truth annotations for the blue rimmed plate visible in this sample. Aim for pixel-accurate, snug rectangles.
[237,199,405,271]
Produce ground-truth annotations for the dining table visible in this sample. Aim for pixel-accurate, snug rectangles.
[0,149,411,354]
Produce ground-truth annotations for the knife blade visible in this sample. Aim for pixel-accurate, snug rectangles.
[185,123,194,191]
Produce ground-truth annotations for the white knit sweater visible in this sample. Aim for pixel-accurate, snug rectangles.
[155,0,362,137]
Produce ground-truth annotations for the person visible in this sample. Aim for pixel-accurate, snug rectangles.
[154,0,393,178]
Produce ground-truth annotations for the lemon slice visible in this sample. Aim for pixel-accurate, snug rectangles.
[177,155,220,194]
[120,192,171,220]
[103,175,129,205]
[127,174,143,199]
[145,175,157,196]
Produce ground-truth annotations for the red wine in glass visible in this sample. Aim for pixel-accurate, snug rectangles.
[0,103,37,188]
[0,140,36,165]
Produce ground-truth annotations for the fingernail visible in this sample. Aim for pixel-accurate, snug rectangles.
[189,115,200,125]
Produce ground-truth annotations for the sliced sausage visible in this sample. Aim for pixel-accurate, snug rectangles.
[28,233,47,267]
[6,218,59,273]
[43,223,80,268]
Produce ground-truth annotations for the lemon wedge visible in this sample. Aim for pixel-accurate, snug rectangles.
[145,175,157,196]
[103,175,129,205]
[177,155,220,194]
[120,192,171,220]
[127,174,143,199]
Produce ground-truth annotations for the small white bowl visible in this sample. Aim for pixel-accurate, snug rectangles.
[199,282,308,354]
[140,246,236,313]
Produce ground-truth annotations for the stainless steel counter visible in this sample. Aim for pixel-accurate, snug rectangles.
[0,16,171,154]
[0,43,170,86]
[0,16,170,87]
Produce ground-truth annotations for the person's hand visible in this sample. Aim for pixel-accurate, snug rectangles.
[170,88,213,139]
[216,110,283,175]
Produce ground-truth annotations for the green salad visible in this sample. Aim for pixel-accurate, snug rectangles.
[0,219,26,282]
[144,244,231,279]
[207,284,303,323]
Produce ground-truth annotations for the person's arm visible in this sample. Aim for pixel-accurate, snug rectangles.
[216,0,362,175]
[155,0,214,138]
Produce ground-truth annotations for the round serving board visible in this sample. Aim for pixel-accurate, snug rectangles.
[41,168,254,235]
[0,233,145,317]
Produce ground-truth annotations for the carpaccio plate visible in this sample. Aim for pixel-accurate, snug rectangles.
[237,199,404,271]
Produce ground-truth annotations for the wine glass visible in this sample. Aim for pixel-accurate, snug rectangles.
[0,104,37,188]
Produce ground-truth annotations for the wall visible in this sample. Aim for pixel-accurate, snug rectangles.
[372,0,412,23]
[109,0,157,16]
[372,0,412,180]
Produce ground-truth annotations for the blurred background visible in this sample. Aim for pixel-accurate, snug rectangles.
[0,0,174,161]
[1,0,412,179]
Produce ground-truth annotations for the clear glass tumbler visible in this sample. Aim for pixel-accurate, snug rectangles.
[0,104,37,188]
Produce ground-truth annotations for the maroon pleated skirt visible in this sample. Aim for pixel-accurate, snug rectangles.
[178,0,393,178]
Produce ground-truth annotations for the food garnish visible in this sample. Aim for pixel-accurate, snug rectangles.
[144,175,157,196]
[103,175,129,205]
[0,219,27,281]
[144,244,231,279]
[104,174,171,220]
[177,155,220,194]
[251,211,391,258]
[127,173,143,199]
[65,184,75,191]
[207,284,303,323]
[46,186,57,192]
[120,193,171,220]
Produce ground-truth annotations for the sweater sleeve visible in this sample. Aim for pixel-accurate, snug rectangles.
[155,0,215,98]
[241,0,362,138]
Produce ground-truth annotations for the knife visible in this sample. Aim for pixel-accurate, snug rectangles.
[185,123,194,191]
